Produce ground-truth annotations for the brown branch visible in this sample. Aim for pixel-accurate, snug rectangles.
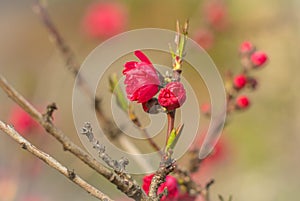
[0,75,147,201]
[148,151,176,200]
[0,120,113,201]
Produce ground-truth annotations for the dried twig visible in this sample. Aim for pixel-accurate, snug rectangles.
[0,120,113,201]
[0,75,147,200]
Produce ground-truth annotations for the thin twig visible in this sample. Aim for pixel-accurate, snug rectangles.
[129,109,162,155]
[0,120,113,201]
[32,0,119,137]
[0,75,147,201]
[33,0,155,171]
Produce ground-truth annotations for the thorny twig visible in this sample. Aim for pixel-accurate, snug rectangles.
[0,75,147,200]
[0,120,113,201]
[81,122,129,174]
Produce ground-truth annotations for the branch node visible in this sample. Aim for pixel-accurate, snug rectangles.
[43,102,57,123]
[67,169,76,180]
[21,142,27,149]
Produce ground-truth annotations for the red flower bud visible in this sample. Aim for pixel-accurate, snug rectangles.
[251,51,268,67]
[240,41,254,54]
[158,82,186,111]
[236,95,250,109]
[233,74,247,89]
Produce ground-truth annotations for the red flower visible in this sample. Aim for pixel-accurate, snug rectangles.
[233,74,247,89]
[123,50,160,103]
[158,82,186,111]
[8,106,38,135]
[193,29,214,50]
[251,51,268,67]
[204,0,228,31]
[142,174,179,201]
[240,41,254,54]
[82,2,127,39]
[236,95,250,109]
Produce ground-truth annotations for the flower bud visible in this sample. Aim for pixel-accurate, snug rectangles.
[233,74,247,89]
[158,82,186,111]
[240,41,254,54]
[251,51,268,67]
[236,95,250,109]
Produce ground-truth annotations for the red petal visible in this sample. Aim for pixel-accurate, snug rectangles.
[134,50,152,64]
[123,61,137,74]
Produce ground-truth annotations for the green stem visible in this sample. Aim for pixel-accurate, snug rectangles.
[165,110,176,148]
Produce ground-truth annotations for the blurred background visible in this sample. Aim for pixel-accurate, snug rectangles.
[0,0,299,200]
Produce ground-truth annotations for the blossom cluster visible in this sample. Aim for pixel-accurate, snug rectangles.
[123,50,186,112]
[233,41,268,109]
[201,41,268,114]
